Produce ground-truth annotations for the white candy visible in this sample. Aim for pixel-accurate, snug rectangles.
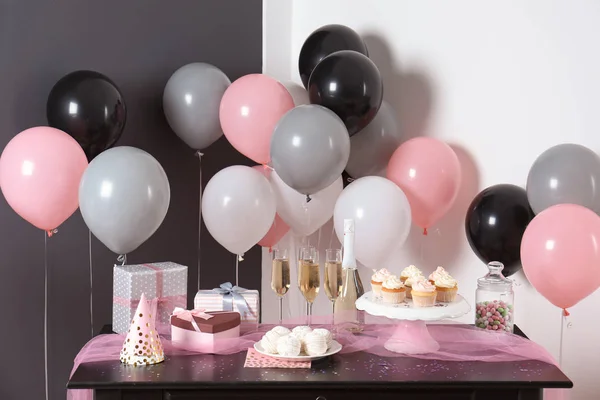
[312,328,333,348]
[291,326,312,353]
[271,326,291,336]
[277,335,301,356]
[260,331,281,354]
[304,331,328,356]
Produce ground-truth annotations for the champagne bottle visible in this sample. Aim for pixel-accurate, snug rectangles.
[334,219,364,325]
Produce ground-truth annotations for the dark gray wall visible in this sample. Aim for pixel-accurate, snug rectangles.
[0,1,262,399]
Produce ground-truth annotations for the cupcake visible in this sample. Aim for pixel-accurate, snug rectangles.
[400,265,422,283]
[434,273,458,303]
[404,273,426,299]
[381,275,406,304]
[428,266,448,284]
[411,279,437,307]
[370,268,391,298]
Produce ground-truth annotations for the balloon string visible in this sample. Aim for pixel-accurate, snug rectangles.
[303,200,310,247]
[329,220,335,250]
[88,230,94,338]
[196,151,203,292]
[317,226,322,252]
[235,254,240,287]
[117,254,127,266]
[43,232,49,400]
[559,312,566,366]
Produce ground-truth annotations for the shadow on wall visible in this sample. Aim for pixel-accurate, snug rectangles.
[362,33,435,140]
[405,144,480,270]
[361,34,481,271]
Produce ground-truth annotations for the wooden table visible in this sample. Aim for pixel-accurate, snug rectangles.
[67,325,572,400]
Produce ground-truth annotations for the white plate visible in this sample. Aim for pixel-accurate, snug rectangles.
[356,291,471,321]
[253,340,342,362]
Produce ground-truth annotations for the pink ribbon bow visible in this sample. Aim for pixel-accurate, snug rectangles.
[172,307,213,332]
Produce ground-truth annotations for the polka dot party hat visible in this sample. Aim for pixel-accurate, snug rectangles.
[120,293,165,366]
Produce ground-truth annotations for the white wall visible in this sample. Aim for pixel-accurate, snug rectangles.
[262,1,600,398]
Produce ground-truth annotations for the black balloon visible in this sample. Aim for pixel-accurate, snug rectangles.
[308,50,383,136]
[47,70,126,161]
[299,24,368,89]
[465,184,535,277]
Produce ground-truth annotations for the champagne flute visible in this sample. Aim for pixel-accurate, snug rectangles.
[298,246,319,325]
[271,248,290,324]
[324,248,342,327]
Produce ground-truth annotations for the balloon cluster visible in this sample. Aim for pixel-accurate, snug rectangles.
[465,143,600,314]
[181,25,462,265]
[0,70,170,260]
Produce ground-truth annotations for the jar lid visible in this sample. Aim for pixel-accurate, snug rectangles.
[477,261,513,291]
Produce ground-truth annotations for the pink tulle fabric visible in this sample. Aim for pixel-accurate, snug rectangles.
[68,315,569,400]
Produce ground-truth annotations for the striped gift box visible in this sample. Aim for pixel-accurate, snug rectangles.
[194,286,259,327]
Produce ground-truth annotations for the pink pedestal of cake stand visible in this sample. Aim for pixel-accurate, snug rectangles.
[355,291,471,355]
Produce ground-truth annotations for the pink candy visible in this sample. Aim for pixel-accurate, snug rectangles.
[475,300,514,333]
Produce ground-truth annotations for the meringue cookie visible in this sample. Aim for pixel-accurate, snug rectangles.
[312,328,333,348]
[292,325,312,338]
[271,326,292,336]
[260,330,282,354]
[291,326,312,353]
[304,331,328,356]
[276,335,301,356]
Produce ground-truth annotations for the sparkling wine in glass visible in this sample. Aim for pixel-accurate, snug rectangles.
[298,246,319,325]
[325,248,343,330]
[271,248,290,324]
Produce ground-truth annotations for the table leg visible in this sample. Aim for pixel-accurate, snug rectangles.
[384,320,440,354]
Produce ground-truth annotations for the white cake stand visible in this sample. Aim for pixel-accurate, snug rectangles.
[355,291,471,354]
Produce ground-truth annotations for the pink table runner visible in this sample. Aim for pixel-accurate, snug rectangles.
[68,318,569,400]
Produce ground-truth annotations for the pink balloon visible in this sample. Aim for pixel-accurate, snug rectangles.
[521,204,600,311]
[386,137,461,232]
[0,127,88,232]
[257,213,290,249]
[252,165,290,248]
[219,74,294,165]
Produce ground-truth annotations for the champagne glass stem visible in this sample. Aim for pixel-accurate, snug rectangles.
[278,297,283,325]
[308,302,313,326]
[331,301,335,334]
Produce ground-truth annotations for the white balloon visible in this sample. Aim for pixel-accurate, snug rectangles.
[202,166,276,255]
[334,176,412,268]
[270,170,342,236]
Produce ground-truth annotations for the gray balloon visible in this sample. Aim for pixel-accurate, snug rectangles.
[163,63,231,150]
[79,146,171,255]
[345,101,402,178]
[271,105,350,195]
[526,143,600,214]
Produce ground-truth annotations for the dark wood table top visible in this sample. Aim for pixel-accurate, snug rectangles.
[68,325,572,391]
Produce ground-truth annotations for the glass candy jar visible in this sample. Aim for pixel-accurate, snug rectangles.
[475,262,514,333]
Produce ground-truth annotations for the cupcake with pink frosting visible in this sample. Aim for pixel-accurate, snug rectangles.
[428,266,448,284]
[400,265,423,283]
[404,273,426,299]
[411,280,437,307]
[381,275,406,304]
[370,268,391,298]
[434,273,458,303]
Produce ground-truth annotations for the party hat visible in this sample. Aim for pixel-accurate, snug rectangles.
[120,293,165,366]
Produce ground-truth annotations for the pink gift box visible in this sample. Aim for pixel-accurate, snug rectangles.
[170,309,240,353]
